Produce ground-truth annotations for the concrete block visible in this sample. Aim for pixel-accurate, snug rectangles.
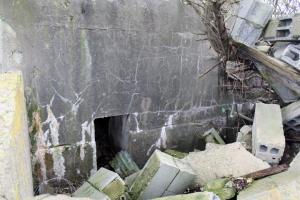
[231,18,264,46]
[252,103,285,164]
[0,72,33,200]
[73,168,125,200]
[264,14,300,41]
[282,100,300,134]
[280,44,300,70]
[185,143,270,185]
[130,150,196,200]
[110,151,139,178]
[231,0,273,46]
[151,192,220,200]
[236,125,252,151]
[237,170,300,200]
[237,0,273,27]
[125,171,140,188]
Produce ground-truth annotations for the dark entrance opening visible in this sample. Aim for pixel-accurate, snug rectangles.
[94,115,128,169]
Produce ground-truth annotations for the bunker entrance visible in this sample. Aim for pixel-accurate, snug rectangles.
[94,115,128,169]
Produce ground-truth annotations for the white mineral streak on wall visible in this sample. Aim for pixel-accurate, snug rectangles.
[44,105,65,178]
[90,121,97,176]
[133,112,143,133]
[146,113,176,156]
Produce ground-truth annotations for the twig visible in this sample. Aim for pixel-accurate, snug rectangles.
[198,61,223,79]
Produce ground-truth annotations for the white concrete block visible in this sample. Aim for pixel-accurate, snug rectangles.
[252,103,285,164]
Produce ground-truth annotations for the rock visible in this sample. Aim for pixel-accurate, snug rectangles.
[203,178,236,200]
[129,150,196,200]
[185,143,270,185]
[73,168,125,200]
[252,103,285,164]
[236,125,252,151]
[0,72,33,200]
[151,192,220,200]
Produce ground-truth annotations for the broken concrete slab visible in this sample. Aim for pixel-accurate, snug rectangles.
[252,103,285,164]
[129,150,195,200]
[73,168,125,200]
[237,170,300,200]
[151,192,220,200]
[236,125,252,151]
[0,72,33,200]
[185,143,270,185]
[282,100,300,134]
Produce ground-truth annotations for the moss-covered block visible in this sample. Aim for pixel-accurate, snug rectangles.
[73,168,125,200]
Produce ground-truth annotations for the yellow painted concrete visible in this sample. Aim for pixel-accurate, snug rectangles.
[0,72,33,200]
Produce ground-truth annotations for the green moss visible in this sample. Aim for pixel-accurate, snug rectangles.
[129,152,160,199]
[102,179,125,200]
[164,149,188,159]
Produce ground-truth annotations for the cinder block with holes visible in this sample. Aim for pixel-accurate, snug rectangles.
[264,14,300,41]
[252,103,285,164]
[280,44,300,70]
[282,100,300,134]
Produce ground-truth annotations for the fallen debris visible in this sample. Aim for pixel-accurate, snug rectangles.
[125,171,140,188]
[73,168,125,200]
[184,142,270,185]
[110,151,140,178]
[203,128,225,145]
[164,149,188,159]
[282,100,300,134]
[242,164,289,180]
[129,150,195,200]
[236,125,252,151]
[288,151,300,172]
[252,103,285,164]
[264,14,300,42]
[230,0,273,46]
[151,192,220,200]
[203,178,237,200]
